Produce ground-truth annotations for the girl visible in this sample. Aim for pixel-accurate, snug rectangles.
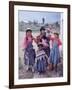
[22,29,36,72]
[49,32,62,72]
[35,43,48,74]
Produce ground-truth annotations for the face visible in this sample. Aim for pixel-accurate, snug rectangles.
[41,30,46,36]
[26,31,32,37]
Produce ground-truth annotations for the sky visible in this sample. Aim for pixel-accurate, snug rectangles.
[18,10,61,24]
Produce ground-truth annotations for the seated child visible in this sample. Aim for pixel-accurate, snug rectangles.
[35,43,48,74]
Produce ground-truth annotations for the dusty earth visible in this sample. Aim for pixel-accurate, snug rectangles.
[19,60,63,79]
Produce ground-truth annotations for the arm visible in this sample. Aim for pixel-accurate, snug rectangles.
[32,37,37,43]
[35,35,41,44]
[22,37,27,49]
[48,35,54,41]
[58,39,62,46]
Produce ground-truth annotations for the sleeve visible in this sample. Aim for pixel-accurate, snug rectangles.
[22,37,27,49]
[58,39,62,46]
[48,35,54,41]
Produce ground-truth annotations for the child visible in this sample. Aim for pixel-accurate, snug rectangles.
[22,28,36,72]
[49,32,62,72]
[36,26,50,58]
[35,43,48,74]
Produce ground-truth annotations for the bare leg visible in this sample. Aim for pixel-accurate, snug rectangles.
[54,64,57,72]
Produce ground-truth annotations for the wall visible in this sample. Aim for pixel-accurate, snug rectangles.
[0,0,72,90]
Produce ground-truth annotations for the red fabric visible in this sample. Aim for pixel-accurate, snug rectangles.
[22,36,36,49]
[22,36,33,49]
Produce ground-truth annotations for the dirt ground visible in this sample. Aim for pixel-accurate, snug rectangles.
[19,60,63,79]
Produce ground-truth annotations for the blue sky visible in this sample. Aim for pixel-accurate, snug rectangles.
[18,10,61,24]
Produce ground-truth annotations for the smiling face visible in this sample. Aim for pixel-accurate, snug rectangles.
[26,31,32,37]
[26,30,32,37]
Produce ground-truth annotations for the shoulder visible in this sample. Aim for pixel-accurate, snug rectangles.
[58,39,62,45]
[24,36,27,40]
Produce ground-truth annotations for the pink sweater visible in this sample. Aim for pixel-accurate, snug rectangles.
[50,37,62,47]
[22,36,33,49]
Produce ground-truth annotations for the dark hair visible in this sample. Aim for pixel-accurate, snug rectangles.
[42,35,47,40]
[40,26,45,32]
[38,43,43,47]
[26,29,32,33]
[54,32,59,36]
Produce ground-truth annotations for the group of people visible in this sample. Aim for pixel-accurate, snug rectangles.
[22,26,62,74]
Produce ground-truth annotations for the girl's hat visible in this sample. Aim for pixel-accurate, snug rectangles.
[26,28,32,32]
